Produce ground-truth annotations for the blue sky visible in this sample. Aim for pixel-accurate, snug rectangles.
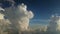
[1,0,60,25]
[16,0,60,25]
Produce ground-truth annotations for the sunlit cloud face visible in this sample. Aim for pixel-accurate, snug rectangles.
[0,13,4,19]
[0,7,5,19]
[56,17,60,31]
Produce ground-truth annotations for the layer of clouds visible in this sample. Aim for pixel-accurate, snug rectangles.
[0,0,60,34]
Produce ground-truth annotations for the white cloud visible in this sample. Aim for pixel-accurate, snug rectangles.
[47,14,60,32]
[0,3,34,31]
[0,13,4,19]
[0,7,5,11]
[0,7,5,19]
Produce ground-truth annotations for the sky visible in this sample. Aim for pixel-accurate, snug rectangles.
[1,0,60,25]
[16,0,60,25]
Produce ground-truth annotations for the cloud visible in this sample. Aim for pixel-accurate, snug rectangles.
[0,7,5,11]
[56,16,60,31]
[0,7,5,19]
[16,3,34,31]
[47,14,60,32]
[0,13,4,19]
[30,19,50,24]
[0,3,34,32]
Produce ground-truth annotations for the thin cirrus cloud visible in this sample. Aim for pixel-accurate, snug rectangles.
[30,19,50,24]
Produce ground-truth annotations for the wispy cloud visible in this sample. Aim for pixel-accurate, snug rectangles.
[30,19,50,24]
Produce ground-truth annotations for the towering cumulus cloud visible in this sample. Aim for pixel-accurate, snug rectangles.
[17,3,34,31]
[0,2,34,34]
[0,0,34,34]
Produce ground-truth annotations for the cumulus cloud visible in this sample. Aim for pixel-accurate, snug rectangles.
[16,3,34,31]
[0,0,34,32]
[47,14,60,32]
[0,3,34,32]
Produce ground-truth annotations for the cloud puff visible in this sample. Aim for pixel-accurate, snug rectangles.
[0,7,5,19]
[0,7,5,11]
[47,14,60,32]
[0,13,4,19]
